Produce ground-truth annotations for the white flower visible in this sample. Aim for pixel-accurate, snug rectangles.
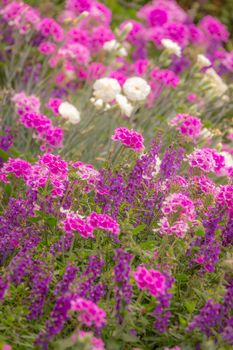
[200,128,214,140]
[93,78,121,102]
[103,40,120,51]
[115,94,133,117]
[197,54,211,68]
[205,68,228,95]
[58,102,80,124]
[221,152,233,168]
[161,39,181,57]
[118,47,127,57]
[123,77,151,102]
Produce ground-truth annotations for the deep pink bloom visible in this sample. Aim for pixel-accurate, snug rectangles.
[187,148,225,174]
[134,266,166,297]
[46,98,62,116]
[112,127,144,153]
[88,212,120,235]
[38,41,56,55]
[199,16,229,42]
[71,297,106,328]
[63,213,94,239]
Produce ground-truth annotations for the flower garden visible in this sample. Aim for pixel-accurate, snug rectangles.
[0,0,232,349]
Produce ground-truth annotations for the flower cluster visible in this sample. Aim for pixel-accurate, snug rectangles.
[71,297,106,328]
[170,114,202,140]
[134,266,166,297]
[111,127,144,153]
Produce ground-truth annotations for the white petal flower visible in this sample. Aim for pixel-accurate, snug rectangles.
[205,68,228,95]
[115,94,133,117]
[103,40,120,51]
[118,47,128,57]
[161,39,181,57]
[221,152,233,167]
[197,54,211,68]
[123,77,151,102]
[58,102,80,124]
[93,78,121,102]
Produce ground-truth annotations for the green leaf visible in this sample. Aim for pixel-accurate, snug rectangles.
[132,224,146,235]
[184,300,196,313]
[194,226,205,237]
[140,240,156,250]
[0,149,9,161]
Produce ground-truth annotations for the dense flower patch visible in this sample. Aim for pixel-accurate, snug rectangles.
[0,0,233,349]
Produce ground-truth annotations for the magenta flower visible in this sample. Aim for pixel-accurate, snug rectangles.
[71,297,106,328]
[134,266,166,297]
[112,127,144,153]
[170,113,202,139]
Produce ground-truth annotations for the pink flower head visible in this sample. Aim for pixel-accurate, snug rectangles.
[170,114,202,139]
[87,62,106,81]
[199,16,229,42]
[2,158,32,180]
[46,98,62,116]
[134,266,166,297]
[159,217,189,238]
[90,26,114,52]
[217,185,233,216]
[120,20,143,45]
[38,17,64,42]
[38,41,56,55]
[39,153,68,180]
[88,212,120,235]
[108,71,127,87]
[187,148,225,174]
[66,27,90,47]
[71,297,106,328]
[186,94,198,103]
[190,175,217,195]
[151,68,180,88]
[12,91,40,115]
[73,161,100,193]
[65,0,91,14]
[111,127,144,153]
[161,192,196,220]
[164,22,189,47]
[73,331,105,350]
[63,213,94,239]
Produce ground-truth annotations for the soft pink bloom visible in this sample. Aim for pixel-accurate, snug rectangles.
[161,192,196,220]
[170,113,202,139]
[187,148,225,174]
[72,331,105,350]
[112,127,144,153]
[2,158,32,180]
[38,17,64,42]
[217,185,233,216]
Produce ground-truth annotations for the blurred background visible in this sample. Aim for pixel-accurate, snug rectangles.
[24,0,233,36]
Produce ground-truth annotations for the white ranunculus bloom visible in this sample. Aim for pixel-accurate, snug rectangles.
[197,54,211,68]
[58,102,80,124]
[123,77,151,102]
[93,78,121,102]
[115,94,133,117]
[161,38,181,57]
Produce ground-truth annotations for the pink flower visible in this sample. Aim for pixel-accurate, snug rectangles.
[38,41,56,55]
[38,17,64,42]
[134,266,166,297]
[151,68,180,88]
[46,98,62,116]
[65,0,91,14]
[217,185,233,216]
[158,217,189,238]
[63,213,94,239]
[187,148,225,174]
[73,161,101,193]
[112,127,144,153]
[199,16,229,42]
[170,114,202,139]
[90,26,114,52]
[88,212,120,235]
[161,193,196,220]
[2,158,32,180]
[72,331,105,350]
[71,297,106,328]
